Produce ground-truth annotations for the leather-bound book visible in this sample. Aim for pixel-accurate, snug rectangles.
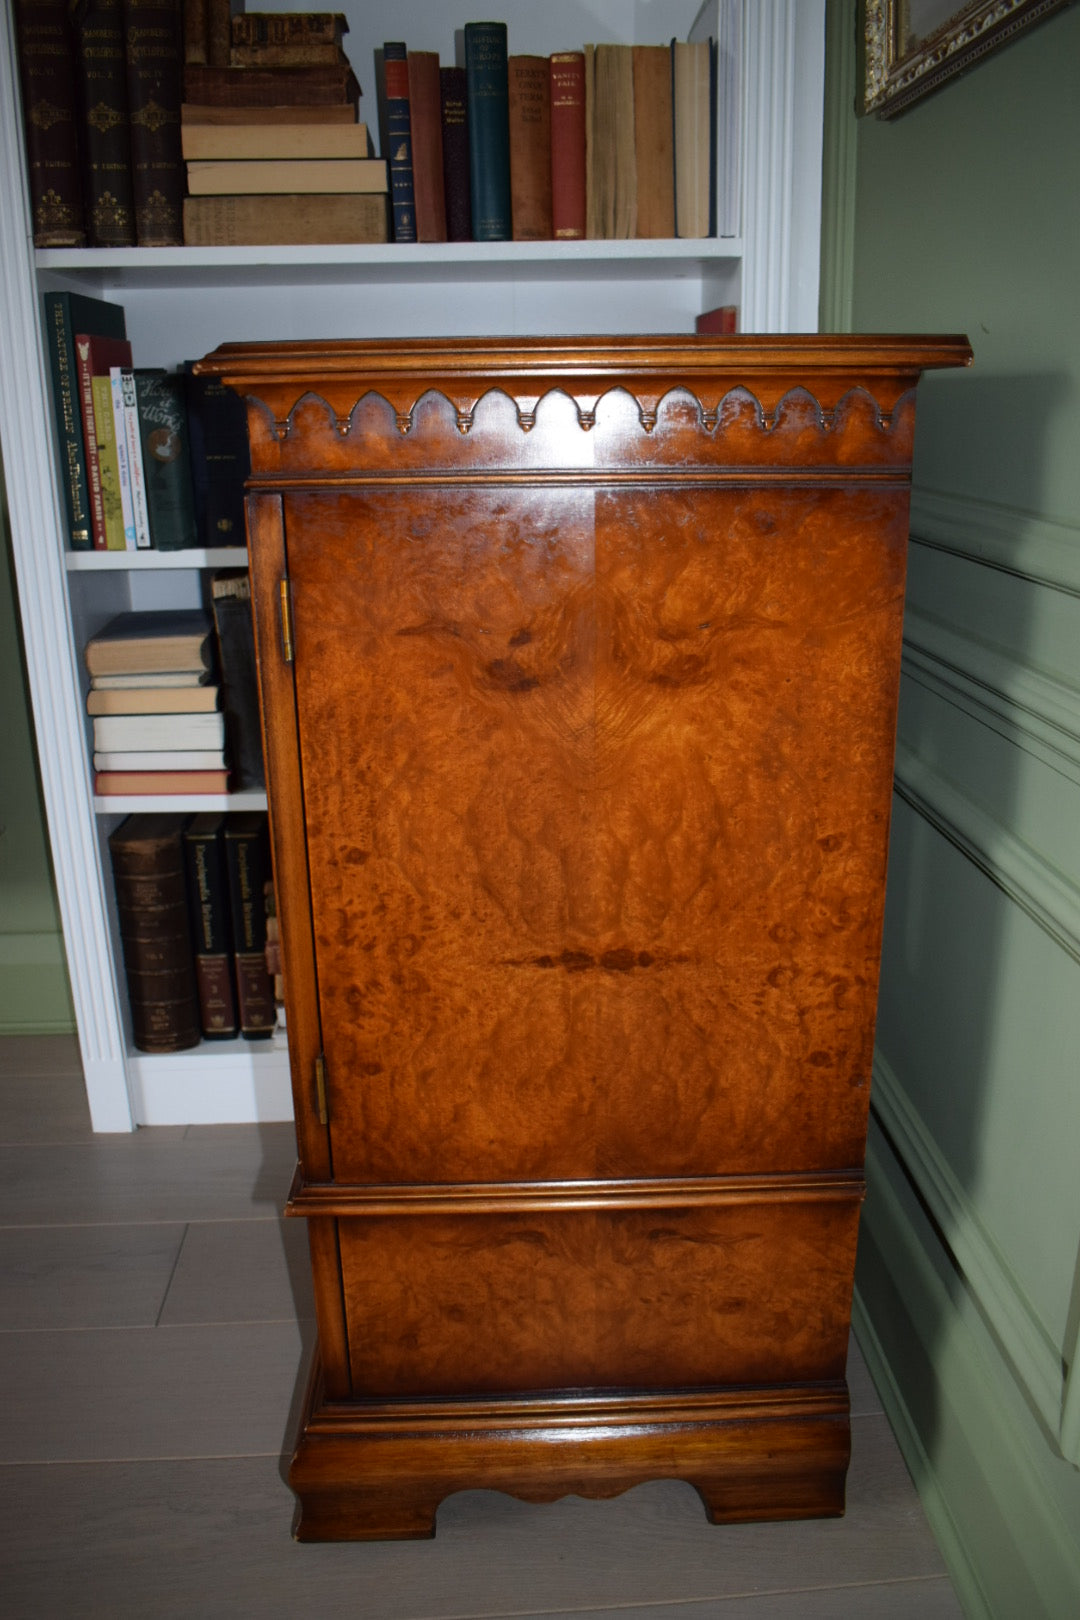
[407,50,446,242]
[439,65,470,242]
[182,365,249,545]
[210,570,265,791]
[73,0,136,246]
[13,0,86,246]
[507,54,551,241]
[109,813,200,1054]
[183,813,238,1040]
[122,0,184,245]
[549,50,585,240]
[379,42,416,242]
[464,20,510,242]
[183,0,208,65]
[224,812,276,1039]
[182,62,359,105]
[631,43,674,240]
[183,192,388,247]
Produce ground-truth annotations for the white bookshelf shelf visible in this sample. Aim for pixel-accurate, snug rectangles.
[93,791,268,816]
[67,547,248,572]
[127,1037,292,1127]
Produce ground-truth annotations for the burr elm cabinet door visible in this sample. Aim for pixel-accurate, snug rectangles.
[196,335,971,1541]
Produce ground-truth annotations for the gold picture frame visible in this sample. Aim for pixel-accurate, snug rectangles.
[862,0,1073,116]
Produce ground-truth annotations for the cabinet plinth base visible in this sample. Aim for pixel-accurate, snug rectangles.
[288,1351,851,1541]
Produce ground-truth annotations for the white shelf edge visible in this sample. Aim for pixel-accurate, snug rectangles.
[67,547,248,571]
[94,790,268,815]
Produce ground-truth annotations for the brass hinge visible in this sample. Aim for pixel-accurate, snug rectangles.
[314,1053,329,1126]
[279,577,294,664]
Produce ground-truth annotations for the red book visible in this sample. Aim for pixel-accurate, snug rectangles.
[549,51,585,241]
[695,304,738,335]
[407,50,446,242]
[74,332,133,549]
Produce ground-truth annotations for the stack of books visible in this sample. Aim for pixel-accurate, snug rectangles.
[85,610,228,797]
[181,10,389,245]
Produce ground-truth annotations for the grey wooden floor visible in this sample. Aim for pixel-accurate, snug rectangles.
[0,1034,964,1619]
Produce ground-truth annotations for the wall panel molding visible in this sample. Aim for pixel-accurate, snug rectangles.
[870,1050,1073,1456]
[910,488,1080,597]
[893,740,1080,966]
[902,607,1080,786]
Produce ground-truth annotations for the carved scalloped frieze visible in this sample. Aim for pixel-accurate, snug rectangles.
[246,382,914,446]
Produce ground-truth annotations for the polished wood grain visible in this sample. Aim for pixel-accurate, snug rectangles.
[194,334,973,1539]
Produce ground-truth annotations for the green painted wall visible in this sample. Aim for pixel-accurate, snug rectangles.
[0,457,73,1032]
[823,4,1080,1616]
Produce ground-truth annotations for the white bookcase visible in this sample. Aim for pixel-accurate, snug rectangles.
[0,0,825,1130]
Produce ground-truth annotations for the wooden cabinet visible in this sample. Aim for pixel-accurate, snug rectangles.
[197,333,971,1538]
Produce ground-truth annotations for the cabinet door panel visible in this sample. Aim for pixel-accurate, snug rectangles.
[285,479,905,1184]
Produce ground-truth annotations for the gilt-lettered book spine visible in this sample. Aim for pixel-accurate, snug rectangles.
[122,0,184,244]
[13,0,86,245]
[182,813,238,1039]
[224,812,276,1039]
[381,43,416,243]
[108,812,201,1053]
[74,0,137,245]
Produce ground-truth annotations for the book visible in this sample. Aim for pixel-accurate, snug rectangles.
[42,291,127,550]
[632,45,675,240]
[123,0,185,245]
[182,812,238,1039]
[73,0,137,246]
[87,683,220,713]
[13,0,86,245]
[182,63,359,106]
[210,570,265,790]
[133,369,198,549]
[224,812,276,1038]
[184,0,208,65]
[180,121,372,159]
[91,669,211,687]
[185,158,388,194]
[108,812,201,1053]
[672,37,713,239]
[407,50,446,243]
[92,709,225,750]
[229,41,346,69]
[587,43,636,240]
[183,192,388,245]
[73,332,133,550]
[379,43,416,243]
[94,748,227,770]
[464,20,511,242]
[84,609,213,676]
[230,13,347,50]
[695,303,737,334]
[507,55,552,242]
[549,51,585,241]
[182,367,249,544]
[439,66,471,243]
[181,101,359,125]
[110,366,151,549]
[96,767,229,794]
[91,374,128,549]
[691,0,739,238]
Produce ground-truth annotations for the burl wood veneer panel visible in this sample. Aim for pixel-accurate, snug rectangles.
[286,477,907,1185]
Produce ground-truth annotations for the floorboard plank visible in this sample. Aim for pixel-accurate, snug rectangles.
[158,1218,314,1325]
[0,1223,185,1329]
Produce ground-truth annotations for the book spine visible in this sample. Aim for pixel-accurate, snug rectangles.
[180,63,358,106]
[381,43,416,243]
[439,66,471,243]
[109,817,201,1053]
[119,367,152,547]
[228,42,344,69]
[182,192,388,246]
[507,55,551,242]
[549,51,585,241]
[632,44,675,241]
[695,303,737,335]
[211,570,265,790]
[74,337,109,550]
[407,51,446,243]
[181,367,249,545]
[182,816,238,1043]
[134,369,198,549]
[43,293,92,550]
[183,0,208,65]
[464,21,510,242]
[74,0,137,247]
[109,367,137,549]
[206,0,229,67]
[91,373,127,548]
[13,0,86,246]
[225,816,276,1038]
[231,14,345,49]
[123,0,185,246]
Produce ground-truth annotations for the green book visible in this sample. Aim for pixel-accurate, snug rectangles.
[134,369,198,550]
[42,291,127,549]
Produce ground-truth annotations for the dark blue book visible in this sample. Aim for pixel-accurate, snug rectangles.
[43,291,127,550]
[181,364,249,548]
[464,21,511,241]
[381,42,417,243]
